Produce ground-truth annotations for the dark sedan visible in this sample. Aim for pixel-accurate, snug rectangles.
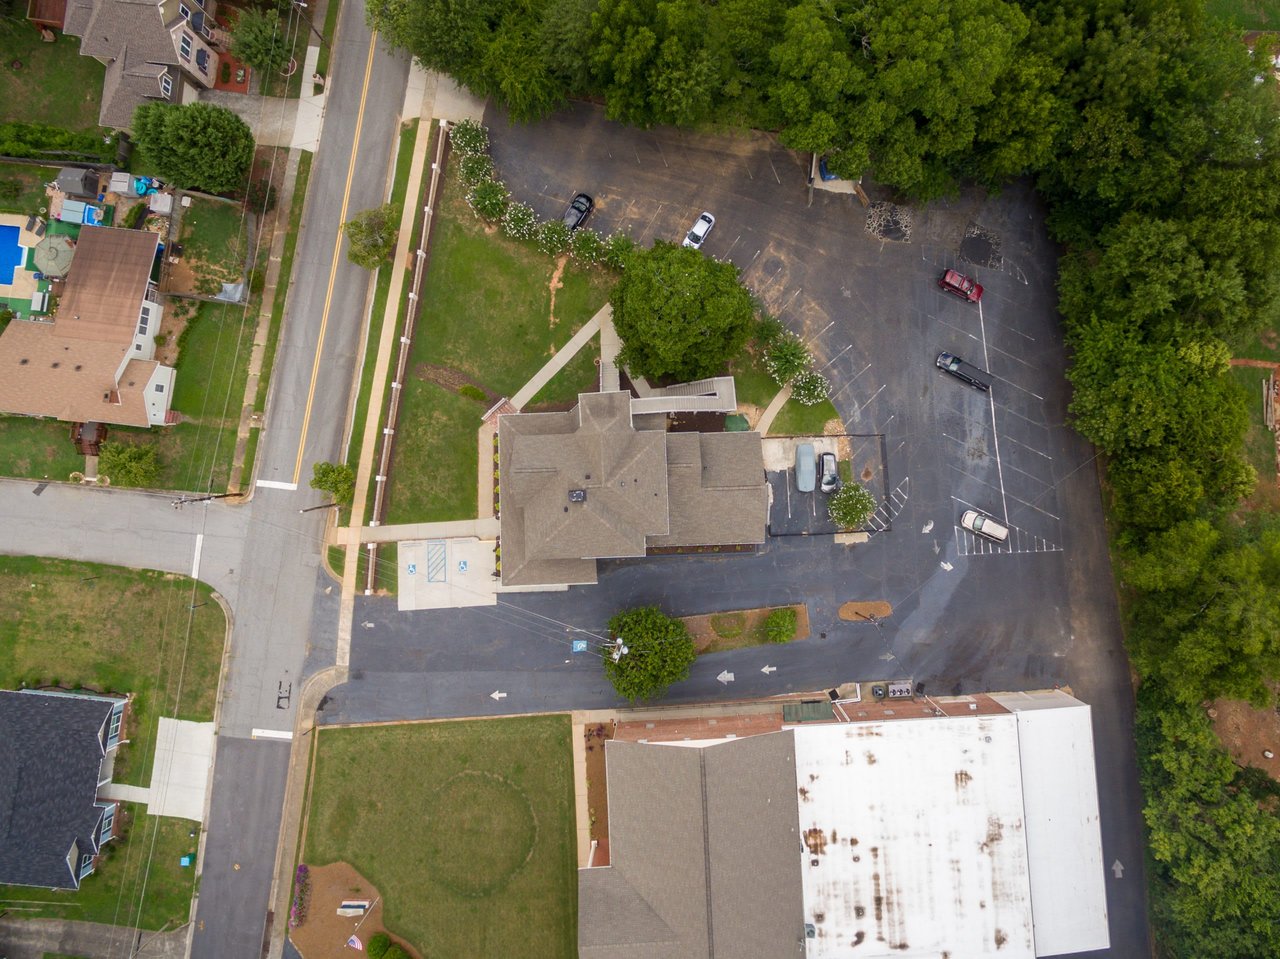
[562,193,594,230]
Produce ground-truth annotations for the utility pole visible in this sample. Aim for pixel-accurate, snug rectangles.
[172,492,242,510]
[298,501,341,514]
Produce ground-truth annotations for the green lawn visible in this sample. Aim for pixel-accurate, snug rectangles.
[0,161,61,216]
[312,0,344,92]
[769,397,841,436]
[527,344,600,408]
[349,121,420,518]
[1227,366,1280,512]
[0,555,227,786]
[1,803,197,930]
[0,416,86,480]
[1204,0,1280,27]
[383,177,613,522]
[729,353,781,409]
[177,198,248,295]
[0,26,105,131]
[303,717,578,959]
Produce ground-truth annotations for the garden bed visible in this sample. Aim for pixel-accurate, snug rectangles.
[680,604,809,653]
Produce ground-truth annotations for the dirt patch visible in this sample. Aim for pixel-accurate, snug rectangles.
[681,604,810,654]
[1262,329,1279,352]
[289,862,420,959]
[1209,692,1280,782]
[414,363,497,403]
[154,298,197,367]
[737,402,764,429]
[838,601,893,623]
[547,255,567,328]
[582,722,611,865]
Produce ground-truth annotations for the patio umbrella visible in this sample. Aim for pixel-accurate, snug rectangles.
[33,234,75,277]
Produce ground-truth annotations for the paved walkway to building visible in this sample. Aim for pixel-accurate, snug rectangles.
[755,382,792,434]
[0,917,189,959]
[509,305,608,409]
[199,46,327,151]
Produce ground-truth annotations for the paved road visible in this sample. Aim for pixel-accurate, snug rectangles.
[317,104,1149,957]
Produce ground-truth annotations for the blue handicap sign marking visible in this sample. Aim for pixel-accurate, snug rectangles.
[407,563,417,575]
[572,640,589,653]
[458,559,469,573]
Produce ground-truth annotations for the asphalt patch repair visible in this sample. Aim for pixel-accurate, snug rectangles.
[289,862,416,959]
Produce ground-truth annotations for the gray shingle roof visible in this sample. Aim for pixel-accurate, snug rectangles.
[579,734,806,959]
[65,0,182,129]
[0,690,115,889]
[498,392,766,586]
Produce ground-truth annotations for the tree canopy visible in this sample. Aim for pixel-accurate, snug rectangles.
[343,204,400,269]
[231,7,292,75]
[602,606,697,702]
[132,103,255,194]
[610,241,754,382]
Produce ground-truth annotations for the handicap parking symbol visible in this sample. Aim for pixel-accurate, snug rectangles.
[406,563,417,575]
[571,640,589,654]
[457,559,469,573]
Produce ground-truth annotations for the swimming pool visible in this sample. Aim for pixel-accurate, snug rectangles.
[0,224,22,286]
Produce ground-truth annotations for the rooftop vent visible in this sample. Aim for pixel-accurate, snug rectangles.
[568,489,586,503]
[19,358,28,365]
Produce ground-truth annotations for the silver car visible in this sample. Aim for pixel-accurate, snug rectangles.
[795,442,816,492]
[961,509,1009,543]
[682,212,716,249]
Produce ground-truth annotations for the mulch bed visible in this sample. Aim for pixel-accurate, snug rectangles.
[681,604,810,654]
[289,861,420,959]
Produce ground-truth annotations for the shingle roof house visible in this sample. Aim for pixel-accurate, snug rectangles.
[59,0,219,131]
[0,226,175,428]
[497,391,767,587]
[0,689,127,890]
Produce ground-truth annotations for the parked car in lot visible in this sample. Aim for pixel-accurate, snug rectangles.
[682,212,716,249]
[936,351,991,391]
[960,509,1009,543]
[819,452,840,493]
[795,442,816,492]
[562,193,593,231]
[937,269,983,303]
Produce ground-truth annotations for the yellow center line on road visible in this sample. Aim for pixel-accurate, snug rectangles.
[291,31,380,487]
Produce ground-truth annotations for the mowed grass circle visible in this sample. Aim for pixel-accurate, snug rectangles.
[424,771,538,897]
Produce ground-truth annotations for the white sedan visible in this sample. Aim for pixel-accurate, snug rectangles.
[682,211,716,249]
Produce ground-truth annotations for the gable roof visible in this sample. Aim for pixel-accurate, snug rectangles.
[497,392,766,586]
[579,734,805,959]
[0,690,117,889]
[56,226,158,341]
[65,0,182,128]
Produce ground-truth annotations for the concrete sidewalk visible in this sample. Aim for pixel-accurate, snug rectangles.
[0,917,189,959]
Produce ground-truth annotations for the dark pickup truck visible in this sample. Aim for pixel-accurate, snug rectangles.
[936,351,991,391]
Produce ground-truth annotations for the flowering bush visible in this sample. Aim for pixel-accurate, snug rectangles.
[602,231,634,270]
[763,334,811,386]
[457,153,494,187]
[501,201,537,241]
[537,220,571,256]
[569,227,604,263]
[449,118,489,158]
[828,483,876,530]
[288,863,310,928]
[791,368,832,406]
[467,178,509,221]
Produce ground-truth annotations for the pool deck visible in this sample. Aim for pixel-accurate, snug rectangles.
[0,212,48,314]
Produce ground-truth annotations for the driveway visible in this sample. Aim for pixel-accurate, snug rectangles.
[317,102,1150,956]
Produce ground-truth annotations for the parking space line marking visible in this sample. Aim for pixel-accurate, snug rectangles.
[977,301,1010,524]
[852,384,887,416]
[780,287,803,315]
[995,403,1055,433]
[998,430,1054,463]
[820,344,853,370]
[1003,460,1055,491]
[768,156,782,183]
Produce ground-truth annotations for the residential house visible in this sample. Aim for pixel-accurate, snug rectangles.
[0,225,176,428]
[580,689,1111,959]
[48,0,220,130]
[497,390,767,587]
[0,688,128,890]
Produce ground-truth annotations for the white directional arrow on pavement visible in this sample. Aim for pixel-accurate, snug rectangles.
[922,520,934,534]
[490,690,507,701]
[761,665,777,675]
[940,560,953,571]
[1111,860,1124,878]
[717,670,735,685]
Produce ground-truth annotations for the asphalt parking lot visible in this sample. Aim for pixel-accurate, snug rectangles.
[319,103,1150,957]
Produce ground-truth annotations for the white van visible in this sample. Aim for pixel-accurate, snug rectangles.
[960,509,1009,543]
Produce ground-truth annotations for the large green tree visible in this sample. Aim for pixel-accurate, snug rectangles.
[610,240,754,382]
[602,606,697,702]
[343,203,400,269]
[132,103,255,194]
[230,7,291,75]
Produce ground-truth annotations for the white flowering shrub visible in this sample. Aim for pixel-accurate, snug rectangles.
[763,334,811,386]
[467,178,509,221]
[791,368,832,405]
[569,227,604,263]
[537,220,571,256]
[501,202,537,240]
[449,118,489,158]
